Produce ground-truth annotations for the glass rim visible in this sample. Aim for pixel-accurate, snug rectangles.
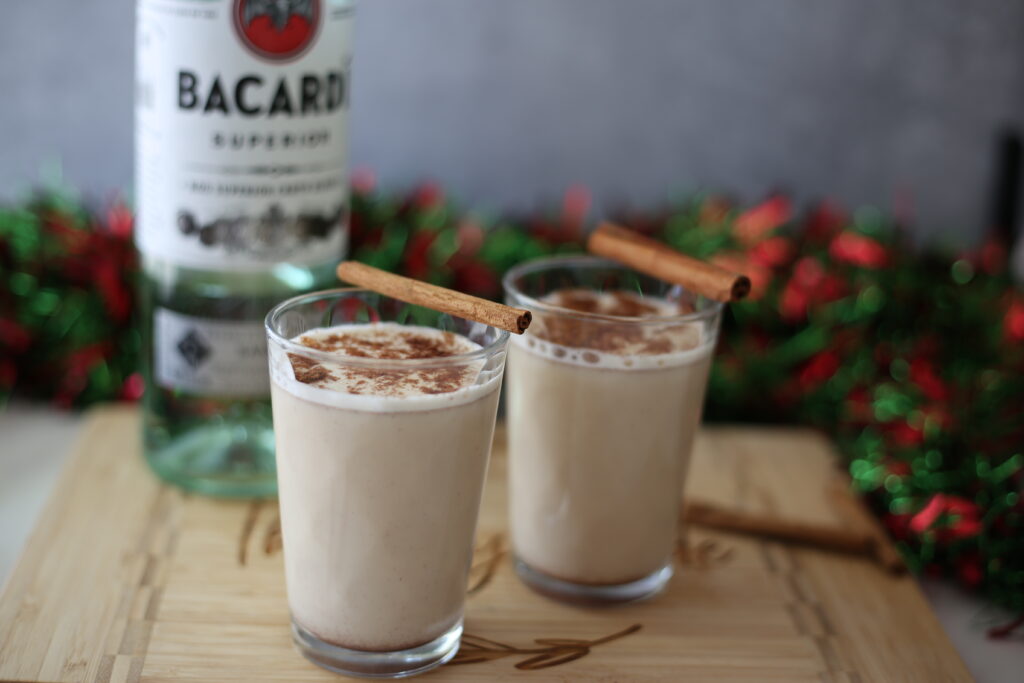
[502,255,726,324]
[265,287,512,369]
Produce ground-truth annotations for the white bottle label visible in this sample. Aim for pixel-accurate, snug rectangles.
[155,308,270,397]
[135,0,353,270]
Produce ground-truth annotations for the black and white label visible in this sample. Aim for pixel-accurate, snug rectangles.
[135,0,353,270]
[155,309,270,397]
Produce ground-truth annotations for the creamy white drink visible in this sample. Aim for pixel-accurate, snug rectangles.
[270,323,502,654]
[506,288,717,600]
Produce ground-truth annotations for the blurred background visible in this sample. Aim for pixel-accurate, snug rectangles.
[3,0,1024,244]
[1,2,1023,680]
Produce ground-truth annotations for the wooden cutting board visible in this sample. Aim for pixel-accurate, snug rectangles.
[0,406,972,683]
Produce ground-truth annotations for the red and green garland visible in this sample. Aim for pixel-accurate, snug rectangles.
[1,178,1022,620]
[0,193,141,407]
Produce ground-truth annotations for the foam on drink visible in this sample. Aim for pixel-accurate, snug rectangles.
[512,289,711,370]
[270,323,499,411]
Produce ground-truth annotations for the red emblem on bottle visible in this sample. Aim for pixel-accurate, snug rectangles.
[234,0,321,61]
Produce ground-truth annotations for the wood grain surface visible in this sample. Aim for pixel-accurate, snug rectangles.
[0,406,973,682]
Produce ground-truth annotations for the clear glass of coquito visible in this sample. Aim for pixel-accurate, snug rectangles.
[503,256,723,604]
[266,289,509,677]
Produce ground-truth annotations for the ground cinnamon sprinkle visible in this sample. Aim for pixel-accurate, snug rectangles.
[286,325,478,396]
[418,367,470,394]
[299,329,465,360]
[287,353,336,385]
[609,291,662,316]
[558,291,602,314]
[529,289,699,355]
[553,289,694,317]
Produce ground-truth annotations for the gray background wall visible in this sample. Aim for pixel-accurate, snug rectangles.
[3,0,1024,243]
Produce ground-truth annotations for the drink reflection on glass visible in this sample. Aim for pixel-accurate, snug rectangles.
[265,288,509,678]
[503,256,724,604]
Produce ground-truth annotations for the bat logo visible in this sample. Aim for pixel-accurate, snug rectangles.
[234,0,321,61]
[242,0,315,32]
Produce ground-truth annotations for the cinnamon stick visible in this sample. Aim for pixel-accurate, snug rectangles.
[827,479,907,574]
[587,223,750,302]
[337,261,532,334]
[683,500,906,574]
